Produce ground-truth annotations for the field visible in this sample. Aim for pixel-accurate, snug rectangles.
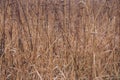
[0,0,120,80]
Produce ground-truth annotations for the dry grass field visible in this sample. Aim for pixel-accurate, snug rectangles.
[0,0,120,80]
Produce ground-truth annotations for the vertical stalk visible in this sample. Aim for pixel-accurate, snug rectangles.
[34,0,40,51]
[1,1,7,80]
[17,0,33,51]
[16,4,24,52]
[91,0,96,79]
[0,0,6,57]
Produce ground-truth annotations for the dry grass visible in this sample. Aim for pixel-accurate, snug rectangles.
[0,0,120,80]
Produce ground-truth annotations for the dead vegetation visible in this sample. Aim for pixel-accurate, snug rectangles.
[0,0,120,80]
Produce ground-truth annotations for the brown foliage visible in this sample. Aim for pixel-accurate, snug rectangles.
[0,0,120,80]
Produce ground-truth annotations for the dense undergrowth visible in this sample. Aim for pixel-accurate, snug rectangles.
[0,0,120,80]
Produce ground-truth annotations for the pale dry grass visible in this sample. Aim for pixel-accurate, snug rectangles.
[0,0,120,80]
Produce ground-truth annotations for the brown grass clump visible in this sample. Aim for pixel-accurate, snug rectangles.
[0,0,120,80]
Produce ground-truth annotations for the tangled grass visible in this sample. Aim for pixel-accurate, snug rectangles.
[0,0,120,80]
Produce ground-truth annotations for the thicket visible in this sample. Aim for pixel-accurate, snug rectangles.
[0,0,119,80]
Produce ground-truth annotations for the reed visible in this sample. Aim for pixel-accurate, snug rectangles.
[0,0,119,80]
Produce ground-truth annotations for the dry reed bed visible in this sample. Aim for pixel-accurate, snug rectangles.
[0,0,120,80]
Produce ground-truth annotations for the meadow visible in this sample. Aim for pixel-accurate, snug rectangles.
[0,0,120,80]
